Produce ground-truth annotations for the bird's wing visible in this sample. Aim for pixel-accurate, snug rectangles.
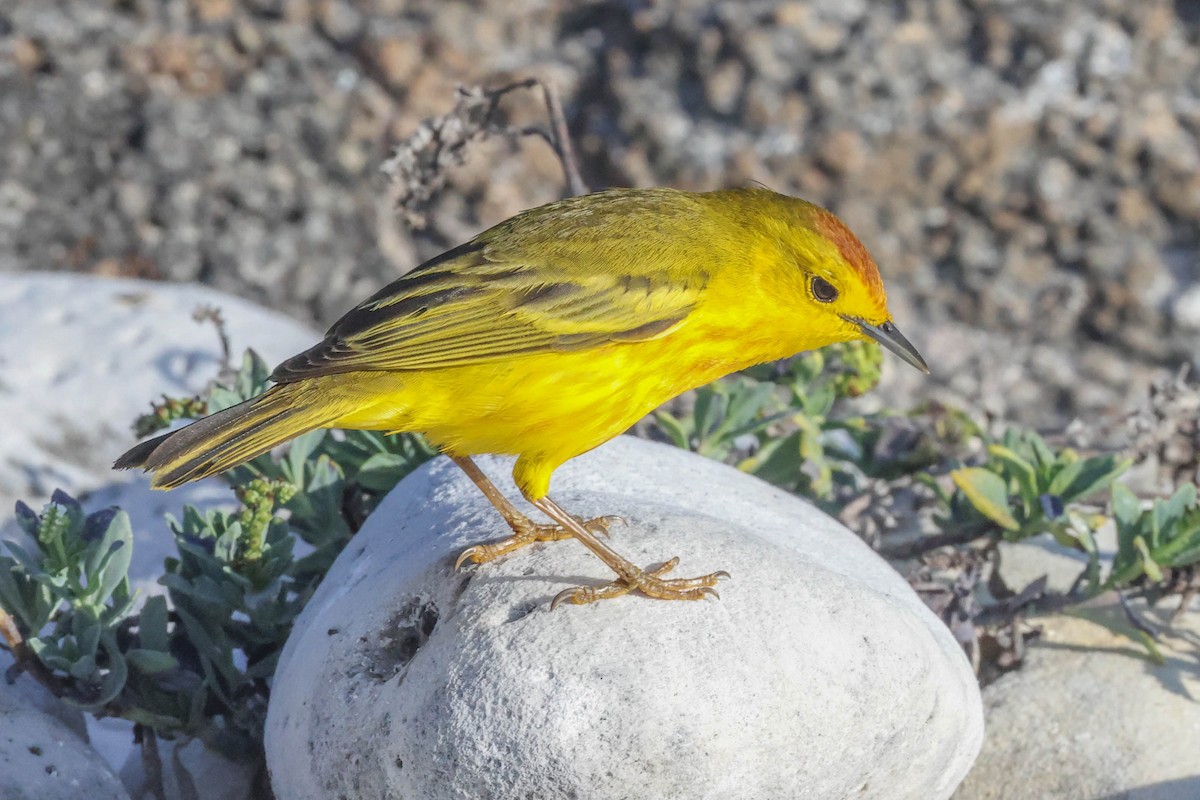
[271,238,708,382]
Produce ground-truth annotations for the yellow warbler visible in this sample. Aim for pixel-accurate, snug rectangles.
[116,188,927,607]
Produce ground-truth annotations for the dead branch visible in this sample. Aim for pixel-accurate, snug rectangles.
[381,78,587,229]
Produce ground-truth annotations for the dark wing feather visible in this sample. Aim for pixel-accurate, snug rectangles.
[271,196,711,383]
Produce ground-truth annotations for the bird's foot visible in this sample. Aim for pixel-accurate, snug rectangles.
[550,557,731,609]
[454,515,624,569]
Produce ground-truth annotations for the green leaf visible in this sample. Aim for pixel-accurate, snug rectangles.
[1059,456,1130,504]
[0,555,54,632]
[92,512,133,606]
[71,607,101,658]
[205,386,242,415]
[356,453,416,493]
[1153,483,1196,547]
[160,573,240,611]
[744,430,803,488]
[173,606,240,693]
[914,472,952,505]
[283,429,327,487]
[1046,459,1084,499]
[103,580,136,626]
[1027,432,1056,472]
[692,386,726,442]
[951,467,1020,531]
[1133,536,1164,582]
[987,445,1038,503]
[709,380,776,442]
[1110,483,1141,529]
[799,380,836,418]
[234,350,271,401]
[126,649,179,674]
[68,654,97,680]
[287,456,349,544]
[92,632,128,707]
[139,595,170,652]
[1152,506,1200,566]
[1166,541,1200,568]
[654,412,691,449]
[1072,519,1103,594]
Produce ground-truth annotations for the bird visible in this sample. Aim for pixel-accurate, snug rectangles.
[115,187,928,608]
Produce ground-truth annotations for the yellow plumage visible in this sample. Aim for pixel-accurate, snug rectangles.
[117,187,926,606]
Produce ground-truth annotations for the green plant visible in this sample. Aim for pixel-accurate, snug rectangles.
[1107,482,1200,591]
[1,494,135,708]
[655,341,948,504]
[654,341,1200,664]
[0,349,436,766]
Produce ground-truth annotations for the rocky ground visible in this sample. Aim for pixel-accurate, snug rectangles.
[2,0,1198,431]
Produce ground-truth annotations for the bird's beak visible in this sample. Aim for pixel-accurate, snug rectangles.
[845,317,930,374]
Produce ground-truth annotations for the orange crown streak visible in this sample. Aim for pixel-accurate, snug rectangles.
[809,207,886,305]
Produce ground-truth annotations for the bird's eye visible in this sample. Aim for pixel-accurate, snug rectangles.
[811,276,838,303]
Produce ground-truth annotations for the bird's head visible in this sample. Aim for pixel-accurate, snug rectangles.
[764,195,929,374]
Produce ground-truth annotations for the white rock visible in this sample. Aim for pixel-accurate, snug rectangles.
[266,437,983,800]
[955,600,1200,800]
[0,672,128,800]
[0,272,318,512]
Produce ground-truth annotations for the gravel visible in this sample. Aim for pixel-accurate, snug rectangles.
[1,0,1197,428]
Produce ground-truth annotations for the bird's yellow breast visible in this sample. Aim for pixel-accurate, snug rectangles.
[327,268,854,498]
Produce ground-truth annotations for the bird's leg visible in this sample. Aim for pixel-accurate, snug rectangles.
[451,456,621,568]
[531,496,730,608]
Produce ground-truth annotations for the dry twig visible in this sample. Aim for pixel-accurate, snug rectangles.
[192,304,233,377]
[381,78,586,229]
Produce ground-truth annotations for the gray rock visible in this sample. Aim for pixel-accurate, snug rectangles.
[0,272,318,513]
[118,738,257,800]
[955,600,1200,800]
[0,662,88,743]
[0,673,128,800]
[993,523,1118,597]
[266,437,982,800]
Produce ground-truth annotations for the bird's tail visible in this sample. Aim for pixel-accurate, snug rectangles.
[114,382,344,489]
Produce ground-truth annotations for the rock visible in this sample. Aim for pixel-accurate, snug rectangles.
[0,672,128,800]
[1172,284,1200,332]
[266,437,982,800]
[0,272,319,513]
[992,524,1118,597]
[0,658,88,742]
[954,600,1200,800]
[118,738,257,800]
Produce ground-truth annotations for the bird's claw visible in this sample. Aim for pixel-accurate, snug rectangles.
[454,546,483,571]
[550,559,730,609]
[586,514,626,538]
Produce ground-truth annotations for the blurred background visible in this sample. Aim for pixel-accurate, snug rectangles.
[1,0,1197,430]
